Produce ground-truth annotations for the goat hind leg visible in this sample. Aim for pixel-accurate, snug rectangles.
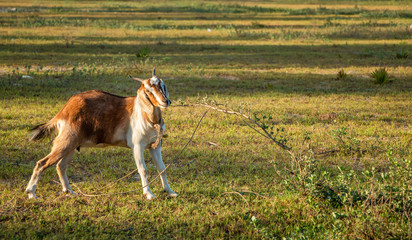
[26,137,76,199]
[26,151,66,199]
[26,154,51,199]
[56,151,76,196]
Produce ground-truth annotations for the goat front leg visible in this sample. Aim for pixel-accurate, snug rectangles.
[133,144,156,200]
[149,147,178,197]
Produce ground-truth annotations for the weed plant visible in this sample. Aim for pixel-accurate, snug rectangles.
[135,47,151,59]
[335,69,347,81]
[371,67,389,84]
[396,49,409,59]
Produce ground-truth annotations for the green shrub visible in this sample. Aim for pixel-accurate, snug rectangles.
[335,69,347,80]
[136,47,151,59]
[251,21,265,28]
[370,67,389,84]
[396,49,408,59]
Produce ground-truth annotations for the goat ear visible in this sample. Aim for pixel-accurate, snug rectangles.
[152,67,156,77]
[128,75,145,83]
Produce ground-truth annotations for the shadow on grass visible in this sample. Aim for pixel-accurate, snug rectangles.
[0,69,410,102]
[0,13,362,23]
[0,41,411,69]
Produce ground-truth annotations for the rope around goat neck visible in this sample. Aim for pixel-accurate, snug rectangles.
[150,123,163,150]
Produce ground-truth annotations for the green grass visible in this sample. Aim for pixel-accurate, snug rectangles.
[0,0,411,239]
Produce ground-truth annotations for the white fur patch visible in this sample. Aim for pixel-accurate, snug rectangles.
[150,76,160,85]
[56,120,66,136]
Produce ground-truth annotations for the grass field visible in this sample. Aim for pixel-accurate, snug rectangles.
[0,0,411,239]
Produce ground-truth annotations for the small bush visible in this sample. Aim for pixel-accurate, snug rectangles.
[395,50,408,59]
[370,67,389,84]
[62,34,74,48]
[136,47,151,58]
[251,21,266,28]
[335,69,347,80]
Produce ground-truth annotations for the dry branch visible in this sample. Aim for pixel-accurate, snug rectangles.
[194,103,292,151]
[219,191,251,213]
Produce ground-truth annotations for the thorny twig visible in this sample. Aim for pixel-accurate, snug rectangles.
[194,103,292,151]
[191,103,305,178]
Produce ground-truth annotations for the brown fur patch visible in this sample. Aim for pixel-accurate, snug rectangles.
[54,90,134,146]
[146,91,160,107]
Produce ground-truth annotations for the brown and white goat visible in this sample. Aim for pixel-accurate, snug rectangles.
[25,68,177,200]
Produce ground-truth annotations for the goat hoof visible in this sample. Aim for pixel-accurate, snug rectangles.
[168,192,178,198]
[27,192,38,199]
[164,190,178,198]
[64,189,77,196]
[145,194,156,200]
[144,191,156,200]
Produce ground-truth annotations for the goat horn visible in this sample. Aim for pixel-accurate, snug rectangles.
[152,67,156,77]
[128,75,145,83]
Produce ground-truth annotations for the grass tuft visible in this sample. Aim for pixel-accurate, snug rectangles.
[396,49,409,59]
[335,69,347,81]
[370,67,389,84]
[135,47,151,59]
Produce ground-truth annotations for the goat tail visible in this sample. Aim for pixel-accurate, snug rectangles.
[29,121,57,141]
